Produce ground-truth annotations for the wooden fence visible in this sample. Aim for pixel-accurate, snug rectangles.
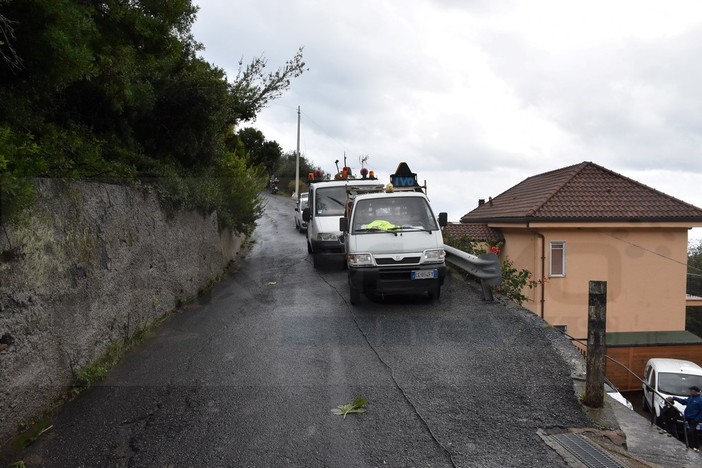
[605,344,702,392]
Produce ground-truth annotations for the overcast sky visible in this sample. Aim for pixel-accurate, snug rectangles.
[192,0,702,242]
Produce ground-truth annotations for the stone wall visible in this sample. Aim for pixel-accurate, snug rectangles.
[0,179,245,442]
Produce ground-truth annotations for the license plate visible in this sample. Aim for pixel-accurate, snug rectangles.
[411,270,437,280]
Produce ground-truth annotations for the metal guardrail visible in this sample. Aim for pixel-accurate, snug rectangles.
[443,245,501,301]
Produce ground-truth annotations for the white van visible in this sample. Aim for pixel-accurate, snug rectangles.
[303,178,384,268]
[642,358,702,421]
[341,190,447,304]
[294,193,309,233]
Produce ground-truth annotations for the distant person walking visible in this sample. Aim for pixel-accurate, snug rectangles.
[668,386,702,452]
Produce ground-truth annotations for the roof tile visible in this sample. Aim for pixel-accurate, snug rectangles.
[443,223,504,242]
[460,162,702,223]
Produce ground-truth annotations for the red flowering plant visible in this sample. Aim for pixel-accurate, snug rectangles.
[488,242,503,255]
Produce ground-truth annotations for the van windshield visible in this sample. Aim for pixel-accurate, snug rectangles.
[352,197,438,233]
[315,187,346,216]
[658,372,702,396]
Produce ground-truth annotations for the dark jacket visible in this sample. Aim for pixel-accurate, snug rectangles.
[662,402,681,423]
[673,394,702,422]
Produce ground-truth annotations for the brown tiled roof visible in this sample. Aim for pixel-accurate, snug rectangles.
[460,161,702,224]
[443,223,504,242]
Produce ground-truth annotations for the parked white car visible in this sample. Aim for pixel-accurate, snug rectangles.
[642,358,702,421]
[605,378,633,410]
[294,193,309,233]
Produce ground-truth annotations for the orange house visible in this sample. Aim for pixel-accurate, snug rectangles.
[452,162,702,390]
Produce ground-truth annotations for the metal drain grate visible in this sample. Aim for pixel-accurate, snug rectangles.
[549,433,625,468]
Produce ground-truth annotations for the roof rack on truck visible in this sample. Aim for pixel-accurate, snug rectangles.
[387,161,427,193]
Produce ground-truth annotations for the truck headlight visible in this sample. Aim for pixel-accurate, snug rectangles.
[348,253,373,267]
[317,232,339,242]
[422,249,445,263]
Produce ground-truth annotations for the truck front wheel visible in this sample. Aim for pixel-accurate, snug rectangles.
[429,283,441,300]
[350,286,361,305]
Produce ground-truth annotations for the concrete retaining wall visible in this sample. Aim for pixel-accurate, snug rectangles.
[0,179,245,442]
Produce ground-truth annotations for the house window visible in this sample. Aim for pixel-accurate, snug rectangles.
[550,241,566,277]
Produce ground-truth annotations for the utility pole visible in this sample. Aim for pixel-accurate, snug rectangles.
[295,106,301,202]
[584,280,607,408]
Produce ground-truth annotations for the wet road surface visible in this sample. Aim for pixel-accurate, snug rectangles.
[1,193,592,467]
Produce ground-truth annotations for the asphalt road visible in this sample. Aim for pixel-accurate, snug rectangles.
[1,192,592,467]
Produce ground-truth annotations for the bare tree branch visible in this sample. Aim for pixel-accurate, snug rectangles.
[0,3,23,71]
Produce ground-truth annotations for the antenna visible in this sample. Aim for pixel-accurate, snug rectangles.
[359,155,369,168]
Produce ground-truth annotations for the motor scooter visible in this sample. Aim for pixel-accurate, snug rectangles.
[269,177,279,194]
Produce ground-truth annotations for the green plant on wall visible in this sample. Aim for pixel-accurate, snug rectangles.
[0,128,39,224]
[72,365,108,394]
[493,257,543,305]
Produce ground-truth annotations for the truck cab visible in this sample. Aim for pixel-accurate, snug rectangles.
[303,177,384,269]
[340,163,447,304]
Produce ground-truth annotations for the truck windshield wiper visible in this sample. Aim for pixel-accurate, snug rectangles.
[354,227,399,235]
[328,197,345,207]
[389,225,433,234]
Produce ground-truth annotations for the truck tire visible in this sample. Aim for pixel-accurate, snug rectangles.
[429,283,441,300]
[307,240,313,254]
[313,253,321,269]
[350,286,361,305]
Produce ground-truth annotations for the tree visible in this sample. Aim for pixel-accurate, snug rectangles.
[690,239,702,276]
[234,127,283,175]
[273,150,318,194]
[136,58,233,170]
[0,0,204,174]
[686,239,702,338]
[0,0,305,175]
[0,0,22,70]
[0,0,305,231]
[230,48,307,121]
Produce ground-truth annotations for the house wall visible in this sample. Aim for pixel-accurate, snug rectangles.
[501,227,688,339]
[500,229,540,309]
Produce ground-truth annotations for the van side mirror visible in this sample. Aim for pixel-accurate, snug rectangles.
[302,208,310,222]
[438,212,448,227]
[339,217,348,232]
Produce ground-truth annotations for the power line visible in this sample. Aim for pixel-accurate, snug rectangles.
[600,231,702,275]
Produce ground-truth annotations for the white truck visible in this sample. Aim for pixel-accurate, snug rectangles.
[339,163,448,304]
[303,176,384,269]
